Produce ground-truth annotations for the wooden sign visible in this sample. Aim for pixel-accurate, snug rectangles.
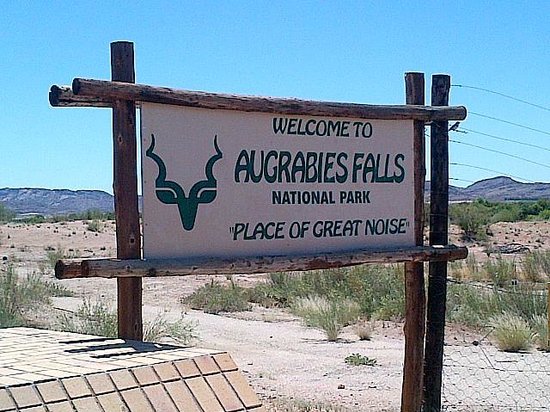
[141,103,416,259]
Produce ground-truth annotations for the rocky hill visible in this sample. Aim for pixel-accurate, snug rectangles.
[426,176,550,202]
[0,188,113,216]
[1,176,549,217]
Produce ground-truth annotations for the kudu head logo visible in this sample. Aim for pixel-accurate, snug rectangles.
[146,134,223,231]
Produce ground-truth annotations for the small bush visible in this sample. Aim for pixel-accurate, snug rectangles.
[291,296,360,341]
[59,299,118,337]
[522,250,550,283]
[59,300,197,344]
[86,220,103,233]
[450,201,489,240]
[484,256,517,288]
[531,315,549,351]
[0,266,69,327]
[354,320,375,341]
[344,353,377,366]
[490,312,534,352]
[182,279,250,314]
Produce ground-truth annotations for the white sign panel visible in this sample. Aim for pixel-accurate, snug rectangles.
[141,103,415,259]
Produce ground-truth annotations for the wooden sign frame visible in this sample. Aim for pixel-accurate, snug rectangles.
[50,41,466,412]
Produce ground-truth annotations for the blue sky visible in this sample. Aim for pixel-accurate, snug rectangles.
[1,1,549,193]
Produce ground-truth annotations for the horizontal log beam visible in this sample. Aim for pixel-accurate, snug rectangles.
[68,78,467,121]
[55,245,468,279]
[49,85,113,108]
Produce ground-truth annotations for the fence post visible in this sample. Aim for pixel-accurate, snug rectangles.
[423,74,451,411]
[401,72,426,412]
[111,41,143,340]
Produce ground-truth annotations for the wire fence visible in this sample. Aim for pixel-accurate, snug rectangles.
[443,340,550,411]
[442,280,550,411]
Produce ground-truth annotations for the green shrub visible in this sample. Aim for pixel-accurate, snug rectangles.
[249,265,404,321]
[86,220,103,233]
[484,256,517,287]
[59,300,197,344]
[490,312,534,352]
[291,296,360,341]
[59,299,118,337]
[0,266,69,327]
[522,250,550,283]
[449,201,489,240]
[344,353,377,366]
[182,279,250,314]
[447,283,547,327]
[531,314,549,351]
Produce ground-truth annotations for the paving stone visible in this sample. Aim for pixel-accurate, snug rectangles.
[8,385,41,409]
[85,373,115,395]
[97,392,128,412]
[213,353,238,372]
[185,377,224,412]
[247,407,268,412]
[164,381,202,412]
[173,360,200,379]
[18,406,47,412]
[43,401,73,412]
[0,388,16,411]
[142,384,178,412]
[225,371,262,409]
[72,396,102,412]
[120,388,154,412]
[0,376,28,386]
[36,381,66,404]
[61,377,91,399]
[109,369,137,391]
[194,356,220,376]
[131,366,157,386]
[152,363,179,382]
[205,374,244,412]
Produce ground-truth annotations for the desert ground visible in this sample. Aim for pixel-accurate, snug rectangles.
[1,219,550,411]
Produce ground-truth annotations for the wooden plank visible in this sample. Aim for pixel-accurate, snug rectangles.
[71,78,467,121]
[55,245,468,279]
[401,72,426,412]
[424,74,452,411]
[111,41,143,341]
[49,85,112,108]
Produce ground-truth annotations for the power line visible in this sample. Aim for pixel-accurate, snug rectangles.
[470,112,550,137]
[452,84,550,113]
[449,139,550,170]
[450,162,535,182]
[449,177,475,184]
[456,127,550,153]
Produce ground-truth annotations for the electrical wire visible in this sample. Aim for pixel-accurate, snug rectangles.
[469,112,550,137]
[456,127,550,153]
[449,177,475,184]
[452,84,550,113]
[449,139,550,170]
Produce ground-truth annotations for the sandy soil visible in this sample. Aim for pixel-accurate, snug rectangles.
[1,220,549,410]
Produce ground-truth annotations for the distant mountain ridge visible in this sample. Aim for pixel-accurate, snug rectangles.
[0,188,113,216]
[1,176,549,216]
[425,176,550,202]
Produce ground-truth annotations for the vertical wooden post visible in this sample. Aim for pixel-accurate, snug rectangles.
[401,72,426,412]
[111,41,143,340]
[423,74,451,411]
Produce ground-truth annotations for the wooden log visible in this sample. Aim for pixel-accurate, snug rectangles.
[49,85,112,108]
[71,78,467,121]
[423,74,452,412]
[111,41,143,341]
[55,245,468,279]
[401,72,426,412]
